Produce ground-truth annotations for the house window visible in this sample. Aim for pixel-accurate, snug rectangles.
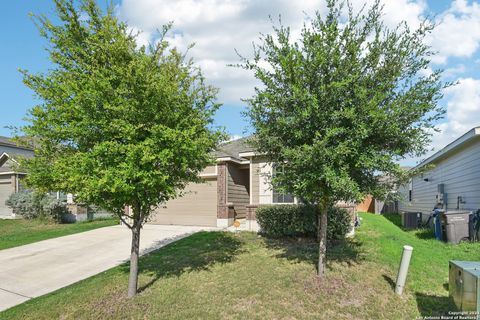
[272,164,294,204]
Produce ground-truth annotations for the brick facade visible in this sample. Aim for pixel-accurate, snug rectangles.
[246,204,258,221]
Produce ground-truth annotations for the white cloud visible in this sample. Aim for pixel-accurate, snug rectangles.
[351,0,427,29]
[117,0,327,104]
[442,78,480,136]
[117,0,480,165]
[402,78,480,166]
[117,0,430,104]
[442,64,466,78]
[408,78,480,165]
[228,134,244,141]
[428,0,480,64]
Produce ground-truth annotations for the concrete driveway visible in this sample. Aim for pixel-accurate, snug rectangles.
[0,224,215,311]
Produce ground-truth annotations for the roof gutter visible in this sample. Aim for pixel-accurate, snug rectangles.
[0,142,33,151]
[216,157,250,165]
[413,127,480,169]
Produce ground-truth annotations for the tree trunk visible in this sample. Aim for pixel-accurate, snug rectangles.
[317,203,328,278]
[127,220,141,298]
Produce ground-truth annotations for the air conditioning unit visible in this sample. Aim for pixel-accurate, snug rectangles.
[401,212,422,229]
[449,260,480,318]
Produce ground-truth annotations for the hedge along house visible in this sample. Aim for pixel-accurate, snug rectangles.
[149,137,306,229]
[398,126,480,217]
[0,137,34,218]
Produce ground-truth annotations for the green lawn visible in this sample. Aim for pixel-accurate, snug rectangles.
[2,213,479,319]
[0,218,119,250]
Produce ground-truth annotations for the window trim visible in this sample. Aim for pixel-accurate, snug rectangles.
[271,163,295,204]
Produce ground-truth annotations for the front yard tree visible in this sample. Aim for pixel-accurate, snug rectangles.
[20,0,223,297]
[242,0,447,277]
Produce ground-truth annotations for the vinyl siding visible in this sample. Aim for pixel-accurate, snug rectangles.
[227,163,249,218]
[399,137,480,216]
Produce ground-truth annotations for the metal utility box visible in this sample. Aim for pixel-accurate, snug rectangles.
[441,211,472,244]
[401,212,422,229]
[449,261,480,319]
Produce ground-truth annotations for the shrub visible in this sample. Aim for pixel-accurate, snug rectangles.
[256,204,352,240]
[6,190,69,223]
[327,206,353,240]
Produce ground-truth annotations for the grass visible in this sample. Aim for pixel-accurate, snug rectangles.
[1,213,479,319]
[0,218,119,250]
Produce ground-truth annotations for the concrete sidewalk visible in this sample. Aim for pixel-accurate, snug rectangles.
[0,224,214,311]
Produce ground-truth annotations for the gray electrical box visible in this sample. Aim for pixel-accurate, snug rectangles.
[436,184,447,206]
[449,261,480,319]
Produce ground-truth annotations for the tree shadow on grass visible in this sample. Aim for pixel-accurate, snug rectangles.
[382,274,396,290]
[415,292,457,317]
[120,231,244,293]
[263,236,363,272]
[382,274,455,315]
[383,213,436,240]
[415,228,436,240]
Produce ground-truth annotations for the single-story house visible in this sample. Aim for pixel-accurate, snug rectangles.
[0,136,34,218]
[398,126,480,217]
[150,137,271,229]
[1,135,355,227]
[149,137,355,229]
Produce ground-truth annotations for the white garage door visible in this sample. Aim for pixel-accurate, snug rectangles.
[150,179,217,226]
[0,179,13,218]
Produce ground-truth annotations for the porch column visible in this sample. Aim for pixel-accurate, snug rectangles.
[217,162,234,228]
[246,205,259,231]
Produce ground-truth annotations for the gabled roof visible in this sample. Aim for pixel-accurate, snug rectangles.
[0,152,22,173]
[214,136,255,161]
[414,126,480,169]
[0,153,12,167]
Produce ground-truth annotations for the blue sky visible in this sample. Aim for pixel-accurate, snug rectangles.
[1,0,480,165]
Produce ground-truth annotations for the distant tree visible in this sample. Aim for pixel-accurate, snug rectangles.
[20,0,223,297]
[241,0,448,277]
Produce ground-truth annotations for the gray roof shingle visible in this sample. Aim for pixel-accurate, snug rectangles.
[214,136,255,160]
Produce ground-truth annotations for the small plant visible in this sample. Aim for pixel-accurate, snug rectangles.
[256,204,352,240]
[6,190,69,223]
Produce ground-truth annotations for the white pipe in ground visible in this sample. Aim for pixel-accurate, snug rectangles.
[395,245,413,295]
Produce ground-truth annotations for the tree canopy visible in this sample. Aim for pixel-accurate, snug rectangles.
[20,0,223,296]
[241,0,448,276]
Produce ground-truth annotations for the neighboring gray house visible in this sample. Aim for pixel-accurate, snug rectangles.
[0,137,34,218]
[399,127,480,217]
